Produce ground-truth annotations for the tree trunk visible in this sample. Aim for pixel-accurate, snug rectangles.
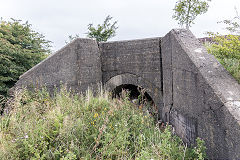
[186,0,191,29]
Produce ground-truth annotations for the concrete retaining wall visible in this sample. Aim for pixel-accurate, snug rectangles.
[14,38,102,94]
[162,29,240,159]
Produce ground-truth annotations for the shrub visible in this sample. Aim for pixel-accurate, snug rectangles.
[0,88,206,159]
[0,19,51,111]
[205,34,240,83]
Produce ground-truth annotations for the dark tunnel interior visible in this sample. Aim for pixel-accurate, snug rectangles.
[112,84,159,120]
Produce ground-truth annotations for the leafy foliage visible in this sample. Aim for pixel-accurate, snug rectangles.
[0,19,51,107]
[87,15,118,42]
[173,0,211,29]
[66,15,118,43]
[205,34,240,83]
[207,34,240,59]
[0,88,206,159]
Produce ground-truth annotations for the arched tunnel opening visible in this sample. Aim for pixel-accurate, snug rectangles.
[112,84,159,121]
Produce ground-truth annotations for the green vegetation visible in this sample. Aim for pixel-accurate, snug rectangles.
[67,15,118,43]
[173,0,211,29]
[205,10,240,83]
[0,19,51,108]
[205,8,240,83]
[0,88,206,159]
[87,15,118,42]
[205,34,240,83]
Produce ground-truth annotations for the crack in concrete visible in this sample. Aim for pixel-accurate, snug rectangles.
[159,38,163,96]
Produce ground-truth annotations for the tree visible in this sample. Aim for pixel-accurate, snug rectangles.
[173,0,211,29]
[0,19,51,109]
[87,15,118,42]
[66,15,118,43]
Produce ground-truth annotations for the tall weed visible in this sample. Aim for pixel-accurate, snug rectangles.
[0,88,206,159]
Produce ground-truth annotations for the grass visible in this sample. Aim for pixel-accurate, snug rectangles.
[0,88,206,159]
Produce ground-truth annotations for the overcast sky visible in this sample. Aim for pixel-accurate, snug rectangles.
[0,0,240,51]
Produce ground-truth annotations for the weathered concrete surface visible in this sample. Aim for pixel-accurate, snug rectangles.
[13,29,240,159]
[162,29,240,159]
[100,38,163,111]
[14,38,102,93]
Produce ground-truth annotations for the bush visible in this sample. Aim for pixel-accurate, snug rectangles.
[0,19,51,109]
[0,88,206,159]
[205,34,240,83]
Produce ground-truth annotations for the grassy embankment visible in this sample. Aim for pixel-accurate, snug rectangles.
[0,88,206,159]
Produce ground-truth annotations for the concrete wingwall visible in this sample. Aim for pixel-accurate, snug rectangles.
[12,29,240,159]
[162,29,240,159]
[14,38,102,93]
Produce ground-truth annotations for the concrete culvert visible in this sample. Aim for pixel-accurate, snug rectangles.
[112,84,159,121]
